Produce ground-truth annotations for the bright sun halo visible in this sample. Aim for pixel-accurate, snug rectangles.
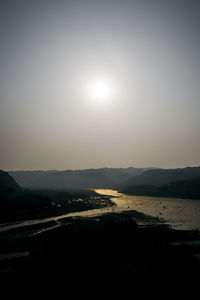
[88,78,113,105]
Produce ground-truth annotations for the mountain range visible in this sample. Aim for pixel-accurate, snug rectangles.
[8,166,200,192]
[9,167,149,189]
[122,167,200,187]
[0,165,197,201]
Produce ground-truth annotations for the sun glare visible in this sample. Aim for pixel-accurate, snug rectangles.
[88,78,113,105]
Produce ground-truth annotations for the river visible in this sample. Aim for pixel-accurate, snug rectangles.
[95,189,200,230]
[0,189,200,233]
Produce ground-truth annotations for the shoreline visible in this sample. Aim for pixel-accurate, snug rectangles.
[1,210,200,290]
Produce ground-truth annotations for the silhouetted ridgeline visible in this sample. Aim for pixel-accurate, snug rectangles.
[0,170,114,223]
[9,166,200,194]
[0,170,21,193]
[0,170,51,212]
[122,166,200,187]
[119,167,200,200]
[9,167,149,189]
[4,166,200,202]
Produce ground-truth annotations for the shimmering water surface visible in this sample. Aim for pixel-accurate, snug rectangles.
[95,189,200,230]
[1,189,200,232]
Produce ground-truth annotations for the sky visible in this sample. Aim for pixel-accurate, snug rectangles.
[0,0,200,170]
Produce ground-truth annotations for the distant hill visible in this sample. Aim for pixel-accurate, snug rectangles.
[156,176,200,199]
[0,170,21,193]
[9,167,149,190]
[122,167,200,187]
[0,170,52,212]
[119,172,200,200]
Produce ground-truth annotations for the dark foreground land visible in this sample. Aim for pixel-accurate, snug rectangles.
[0,210,200,296]
[0,189,114,224]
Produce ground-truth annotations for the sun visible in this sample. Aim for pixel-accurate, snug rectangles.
[90,79,111,99]
[87,78,113,105]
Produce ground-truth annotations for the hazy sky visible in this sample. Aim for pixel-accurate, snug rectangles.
[0,0,200,170]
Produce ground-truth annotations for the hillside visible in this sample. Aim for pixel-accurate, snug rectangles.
[9,167,149,189]
[0,170,50,212]
[0,170,114,222]
[0,170,21,193]
[122,166,200,187]
[120,176,200,200]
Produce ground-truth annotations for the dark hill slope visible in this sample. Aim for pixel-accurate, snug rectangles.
[120,176,200,200]
[0,171,51,212]
[9,167,148,189]
[0,170,21,193]
[123,167,200,187]
[157,176,200,199]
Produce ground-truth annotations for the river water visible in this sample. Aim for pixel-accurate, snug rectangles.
[0,189,200,233]
[95,189,200,230]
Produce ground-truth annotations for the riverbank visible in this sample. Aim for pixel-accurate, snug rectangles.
[1,188,200,294]
[0,189,114,224]
[1,188,200,235]
[0,211,200,295]
[95,189,200,230]
[118,177,200,200]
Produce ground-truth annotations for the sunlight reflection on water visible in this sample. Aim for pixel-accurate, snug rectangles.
[95,189,200,230]
[1,189,200,233]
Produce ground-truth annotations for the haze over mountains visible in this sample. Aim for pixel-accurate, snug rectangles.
[8,166,200,199]
[9,167,149,190]
[123,167,200,187]
[1,166,200,217]
[0,170,53,212]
